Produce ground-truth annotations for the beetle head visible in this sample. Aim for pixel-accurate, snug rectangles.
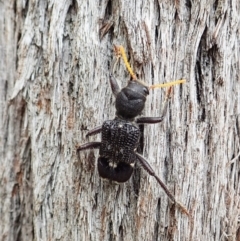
[115,80,149,120]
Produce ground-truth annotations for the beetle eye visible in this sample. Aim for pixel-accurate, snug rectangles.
[143,87,149,95]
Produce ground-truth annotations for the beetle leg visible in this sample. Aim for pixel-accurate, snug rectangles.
[136,116,166,124]
[136,100,168,123]
[136,87,172,124]
[135,152,189,216]
[86,126,102,137]
[136,153,175,201]
[76,142,101,152]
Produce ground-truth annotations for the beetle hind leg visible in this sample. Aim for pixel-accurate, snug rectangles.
[135,153,189,216]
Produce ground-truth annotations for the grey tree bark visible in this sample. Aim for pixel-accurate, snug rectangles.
[0,0,239,240]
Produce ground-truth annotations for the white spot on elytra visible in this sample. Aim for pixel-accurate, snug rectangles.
[109,161,117,168]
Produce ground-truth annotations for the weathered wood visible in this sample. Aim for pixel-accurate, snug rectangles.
[1,0,239,240]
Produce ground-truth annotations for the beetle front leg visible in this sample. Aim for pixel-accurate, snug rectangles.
[76,142,101,152]
[136,152,189,216]
[136,87,172,124]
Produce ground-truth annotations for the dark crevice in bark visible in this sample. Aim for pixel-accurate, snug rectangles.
[151,64,154,85]
[133,124,144,200]
[153,198,161,240]
[236,116,240,146]
[185,0,192,9]
[132,166,141,200]
[39,205,43,238]
[108,220,113,241]
[17,98,27,136]
[93,192,98,210]
[105,0,112,19]
[118,224,124,241]
[68,80,74,96]
[65,0,78,100]
[22,0,29,19]
[195,27,215,122]
[138,124,144,154]
[23,137,34,240]
[169,204,177,240]
[213,0,223,26]
[65,192,69,223]
[195,60,203,105]
[133,151,141,199]
[155,25,159,46]
[165,137,170,183]
[166,106,172,182]
[184,128,188,147]
[154,0,160,45]
[11,184,22,241]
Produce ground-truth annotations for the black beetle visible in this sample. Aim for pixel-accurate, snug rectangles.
[77,50,188,215]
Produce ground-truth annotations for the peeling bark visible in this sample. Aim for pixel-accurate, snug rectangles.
[0,0,239,240]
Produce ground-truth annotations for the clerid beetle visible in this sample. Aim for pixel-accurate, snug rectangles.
[77,46,188,215]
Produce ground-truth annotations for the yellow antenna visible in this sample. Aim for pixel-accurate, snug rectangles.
[149,79,186,89]
[114,45,137,80]
[113,45,186,89]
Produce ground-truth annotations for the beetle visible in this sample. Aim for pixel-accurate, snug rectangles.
[77,50,188,215]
